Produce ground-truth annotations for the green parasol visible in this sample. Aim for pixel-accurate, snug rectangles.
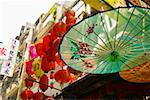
[59,6,150,74]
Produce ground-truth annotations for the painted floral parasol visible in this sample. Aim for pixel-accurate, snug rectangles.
[59,6,150,74]
[119,60,150,83]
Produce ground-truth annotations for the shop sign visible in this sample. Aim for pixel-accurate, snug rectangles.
[0,38,19,77]
[0,44,9,60]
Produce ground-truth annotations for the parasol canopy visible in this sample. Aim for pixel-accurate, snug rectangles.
[59,6,150,74]
[120,60,150,83]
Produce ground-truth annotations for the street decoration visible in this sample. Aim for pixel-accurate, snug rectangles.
[19,1,150,98]
[22,9,78,98]
[65,9,75,18]
[29,45,38,58]
[39,74,49,92]
[26,59,34,76]
[33,91,44,100]
[25,77,35,88]
[50,22,67,37]
[32,58,44,78]
[50,71,55,79]
[55,53,65,67]
[54,69,70,85]
[21,88,34,100]
[41,55,55,73]
[59,6,150,74]
[35,43,45,57]
[65,9,77,31]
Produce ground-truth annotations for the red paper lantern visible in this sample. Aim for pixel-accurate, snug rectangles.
[30,45,38,58]
[55,53,65,67]
[35,43,45,56]
[50,72,55,79]
[21,88,33,100]
[33,92,44,100]
[43,33,57,52]
[41,56,56,73]
[49,32,57,41]
[25,77,35,88]
[39,74,49,92]
[49,61,56,70]
[46,49,57,61]
[26,60,34,76]
[41,56,51,73]
[53,38,61,51]
[54,70,70,84]
[66,16,76,25]
[65,9,75,18]
[43,35,51,52]
[52,22,67,37]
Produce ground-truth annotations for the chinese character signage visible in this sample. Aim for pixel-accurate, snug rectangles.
[0,44,9,60]
[0,38,19,77]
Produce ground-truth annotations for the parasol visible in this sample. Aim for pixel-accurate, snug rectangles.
[59,6,150,74]
[119,60,150,83]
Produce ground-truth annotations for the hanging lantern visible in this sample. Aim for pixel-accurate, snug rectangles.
[66,16,76,31]
[49,61,56,70]
[41,56,56,73]
[46,49,57,61]
[20,88,33,100]
[35,43,45,57]
[26,60,34,76]
[25,77,35,88]
[65,9,75,18]
[50,71,55,79]
[41,56,51,73]
[55,53,65,67]
[53,38,61,51]
[30,45,38,58]
[49,29,57,40]
[43,35,51,52]
[52,22,67,37]
[66,16,76,25]
[33,91,44,100]
[54,70,70,84]
[43,34,57,53]
[39,74,49,92]
[32,59,44,78]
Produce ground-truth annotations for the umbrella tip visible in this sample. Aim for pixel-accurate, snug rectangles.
[109,51,120,62]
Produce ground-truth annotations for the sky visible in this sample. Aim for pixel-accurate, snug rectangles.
[0,0,59,45]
